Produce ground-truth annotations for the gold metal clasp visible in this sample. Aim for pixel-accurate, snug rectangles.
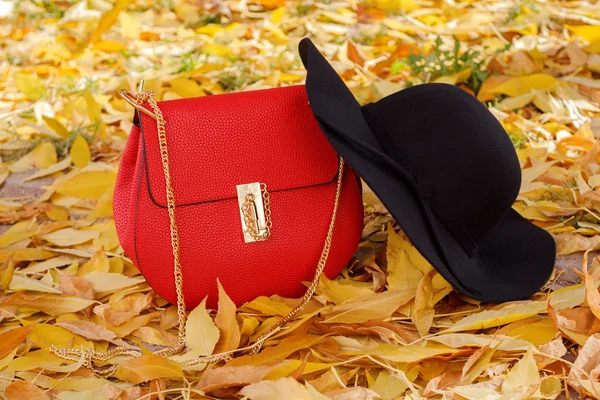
[237,182,269,243]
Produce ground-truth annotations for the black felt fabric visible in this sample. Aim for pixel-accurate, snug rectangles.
[299,38,556,302]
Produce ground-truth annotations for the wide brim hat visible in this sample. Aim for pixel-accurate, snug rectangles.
[299,38,556,303]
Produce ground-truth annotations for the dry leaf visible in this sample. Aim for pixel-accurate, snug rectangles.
[214,281,241,353]
[5,380,50,400]
[185,297,220,357]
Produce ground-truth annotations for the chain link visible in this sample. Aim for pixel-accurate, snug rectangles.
[52,89,345,374]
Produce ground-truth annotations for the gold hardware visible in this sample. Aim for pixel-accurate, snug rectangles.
[52,86,345,375]
[237,182,271,243]
[120,80,158,120]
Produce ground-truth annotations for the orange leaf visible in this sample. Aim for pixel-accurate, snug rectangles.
[0,324,35,359]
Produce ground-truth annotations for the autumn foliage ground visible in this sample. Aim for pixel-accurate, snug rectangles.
[1,0,600,399]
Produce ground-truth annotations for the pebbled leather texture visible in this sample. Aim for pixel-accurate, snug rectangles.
[114,85,364,310]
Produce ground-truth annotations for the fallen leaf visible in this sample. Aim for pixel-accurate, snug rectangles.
[116,354,183,384]
[5,379,50,400]
[412,271,435,336]
[185,297,220,357]
[322,289,416,323]
[70,134,91,169]
[214,280,241,353]
[0,324,35,359]
[239,377,313,400]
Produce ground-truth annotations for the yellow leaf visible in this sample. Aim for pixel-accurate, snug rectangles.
[387,227,423,293]
[583,251,600,320]
[0,163,8,186]
[568,25,600,43]
[228,334,323,367]
[0,219,39,247]
[0,248,56,263]
[519,161,557,194]
[433,68,472,85]
[88,0,132,44]
[15,73,46,100]
[94,40,126,53]
[245,296,293,317]
[70,134,91,169]
[446,288,586,332]
[368,343,458,363]
[316,275,373,305]
[240,377,313,400]
[0,324,35,359]
[0,257,15,289]
[201,43,233,57]
[87,186,114,219]
[195,24,223,36]
[185,297,220,356]
[93,292,153,326]
[493,74,557,97]
[29,323,92,349]
[9,275,60,293]
[321,289,416,324]
[9,347,86,373]
[77,247,110,276]
[92,220,119,251]
[84,90,106,138]
[41,228,99,247]
[119,12,141,39]
[108,257,123,274]
[169,77,206,98]
[83,272,144,293]
[214,281,241,353]
[370,369,418,399]
[278,73,304,83]
[9,142,57,173]
[45,204,70,221]
[116,354,183,384]
[43,116,70,138]
[460,345,496,385]
[1,293,96,315]
[22,157,71,182]
[502,347,540,396]
[55,171,117,199]
[271,7,286,23]
[412,271,434,336]
[506,318,558,346]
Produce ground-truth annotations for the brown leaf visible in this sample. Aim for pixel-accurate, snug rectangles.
[5,380,50,400]
[214,280,241,353]
[197,365,279,392]
[0,324,35,359]
[0,293,95,315]
[93,292,153,326]
[55,320,117,341]
[582,250,600,320]
[58,274,96,300]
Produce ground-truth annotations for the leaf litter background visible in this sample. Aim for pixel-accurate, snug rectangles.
[2,0,600,399]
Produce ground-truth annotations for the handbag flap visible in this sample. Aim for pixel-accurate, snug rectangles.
[138,85,339,207]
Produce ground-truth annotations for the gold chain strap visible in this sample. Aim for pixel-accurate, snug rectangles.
[52,89,345,374]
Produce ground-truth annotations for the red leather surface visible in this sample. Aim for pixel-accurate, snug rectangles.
[114,85,364,309]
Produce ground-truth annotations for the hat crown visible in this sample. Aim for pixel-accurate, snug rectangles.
[367,84,521,253]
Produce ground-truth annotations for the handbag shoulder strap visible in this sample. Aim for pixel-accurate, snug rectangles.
[51,89,346,375]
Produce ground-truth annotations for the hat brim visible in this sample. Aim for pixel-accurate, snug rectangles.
[299,38,556,302]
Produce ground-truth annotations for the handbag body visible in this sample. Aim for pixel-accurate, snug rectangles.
[114,84,364,310]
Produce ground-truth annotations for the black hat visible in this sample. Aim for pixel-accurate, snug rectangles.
[299,38,556,302]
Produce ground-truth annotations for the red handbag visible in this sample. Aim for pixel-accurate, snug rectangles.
[114,84,364,311]
[52,84,363,373]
